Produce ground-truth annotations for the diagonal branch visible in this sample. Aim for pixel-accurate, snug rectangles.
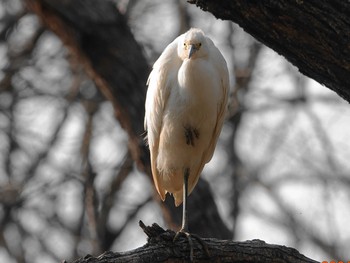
[189,0,350,103]
[25,0,150,170]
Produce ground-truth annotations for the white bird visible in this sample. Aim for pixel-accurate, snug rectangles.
[145,28,229,235]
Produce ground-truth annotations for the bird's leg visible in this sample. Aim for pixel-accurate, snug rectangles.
[173,168,209,261]
[181,167,190,232]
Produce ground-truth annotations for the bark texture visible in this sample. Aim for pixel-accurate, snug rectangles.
[189,0,350,102]
[69,222,319,263]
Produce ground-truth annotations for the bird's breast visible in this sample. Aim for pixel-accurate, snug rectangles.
[177,58,221,110]
[162,58,222,137]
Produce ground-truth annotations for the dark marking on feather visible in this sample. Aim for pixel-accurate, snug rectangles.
[184,125,200,146]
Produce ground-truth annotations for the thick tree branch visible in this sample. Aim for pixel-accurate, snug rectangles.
[69,222,319,263]
[189,0,350,102]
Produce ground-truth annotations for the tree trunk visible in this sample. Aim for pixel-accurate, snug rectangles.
[189,0,350,103]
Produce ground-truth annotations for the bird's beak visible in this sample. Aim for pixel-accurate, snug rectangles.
[188,44,196,59]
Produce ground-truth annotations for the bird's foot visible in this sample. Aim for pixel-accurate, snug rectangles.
[173,229,210,261]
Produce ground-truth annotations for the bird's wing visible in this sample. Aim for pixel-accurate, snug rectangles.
[204,38,230,164]
[145,37,182,200]
[188,40,230,195]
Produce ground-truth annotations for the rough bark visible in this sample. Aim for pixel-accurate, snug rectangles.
[189,0,350,103]
[69,222,319,263]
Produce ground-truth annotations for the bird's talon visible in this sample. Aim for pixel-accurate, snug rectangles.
[173,230,209,261]
[173,230,194,261]
[191,233,210,258]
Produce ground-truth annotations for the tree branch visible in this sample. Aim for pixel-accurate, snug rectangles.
[25,0,150,170]
[69,221,319,263]
[189,0,350,103]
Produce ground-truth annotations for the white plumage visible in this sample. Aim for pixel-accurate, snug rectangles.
[145,28,229,209]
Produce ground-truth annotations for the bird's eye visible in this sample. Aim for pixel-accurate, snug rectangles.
[199,43,202,47]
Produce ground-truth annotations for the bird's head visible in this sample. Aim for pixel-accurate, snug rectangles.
[178,28,208,60]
